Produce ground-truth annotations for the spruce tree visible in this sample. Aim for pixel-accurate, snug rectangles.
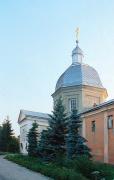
[38,129,51,160]
[38,98,68,161]
[47,97,68,160]
[0,120,13,152]
[8,136,19,153]
[67,110,91,159]
[27,122,38,157]
[0,125,2,151]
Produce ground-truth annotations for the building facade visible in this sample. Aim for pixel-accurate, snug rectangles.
[18,110,49,154]
[82,100,114,164]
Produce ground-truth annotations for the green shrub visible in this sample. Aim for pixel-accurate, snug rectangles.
[72,156,95,177]
[64,156,114,180]
[75,156,114,180]
[93,162,114,180]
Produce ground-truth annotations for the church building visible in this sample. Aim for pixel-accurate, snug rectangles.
[52,39,107,113]
[18,34,114,164]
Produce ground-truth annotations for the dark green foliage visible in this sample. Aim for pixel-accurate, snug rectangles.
[48,98,68,158]
[93,162,114,180]
[7,136,19,153]
[61,155,114,180]
[0,125,2,150]
[27,122,38,157]
[6,154,87,180]
[0,120,14,152]
[39,97,68,160]
[0,120,19,153]
[38,129,51,160]
[67,110,91,159]
[6,154,114,180]
[69,156,96,178]
[54,155,114,180]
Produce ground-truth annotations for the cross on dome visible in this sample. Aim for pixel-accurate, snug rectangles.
[72,28,84,64]
[75,27,80,42]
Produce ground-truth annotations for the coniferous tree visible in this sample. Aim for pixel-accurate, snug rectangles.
[8,136,19,153]
[67,110,91,159]
[38,129,51,160]
[0,120,19,153]
[38,98,68,160]
[46,97,68,160]
[27,122,38,157]
[0,120,13,152]
[0,125,2,151]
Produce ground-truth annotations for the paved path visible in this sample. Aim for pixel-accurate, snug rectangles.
[0,156,50,180]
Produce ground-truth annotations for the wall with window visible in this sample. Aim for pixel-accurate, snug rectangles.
[82,105,114,164]
[83,112,104,162]
[52,85,107,115]
[52,86,82,113]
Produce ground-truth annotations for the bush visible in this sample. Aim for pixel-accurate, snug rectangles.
[63,156,114,180]
[93,162,114,180]
[71,156,95,178]
[75,156,114,180]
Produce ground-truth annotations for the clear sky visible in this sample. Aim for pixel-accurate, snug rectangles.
[0,0,114,135]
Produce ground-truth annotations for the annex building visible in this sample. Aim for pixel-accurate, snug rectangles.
[18,35,114,164]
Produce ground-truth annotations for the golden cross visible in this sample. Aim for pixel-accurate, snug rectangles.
[75,27,80,41]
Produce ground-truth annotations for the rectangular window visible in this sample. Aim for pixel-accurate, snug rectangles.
[107,115,113,129]
[92,121,96,132]
[70,98,77,112]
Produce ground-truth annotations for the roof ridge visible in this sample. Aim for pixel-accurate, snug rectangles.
[82,99,114,114]
[21,109,50,115]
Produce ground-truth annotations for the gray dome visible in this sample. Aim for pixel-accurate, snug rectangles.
[55,63,104,91]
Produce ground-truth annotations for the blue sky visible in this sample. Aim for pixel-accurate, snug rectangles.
[0,0,114,134]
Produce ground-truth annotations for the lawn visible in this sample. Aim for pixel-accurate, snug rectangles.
[5,154,114,180]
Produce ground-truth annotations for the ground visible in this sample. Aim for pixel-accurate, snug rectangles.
[0,156,50,180]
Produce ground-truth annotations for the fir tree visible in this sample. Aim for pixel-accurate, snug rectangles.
[8,136,19,153]
[27,122,38,157]
[0,125,2,151]
[0,120,13,152]
[67,110,91,159]
[38,98,68,160]
[47,97,68,160]
[38,129,51,160]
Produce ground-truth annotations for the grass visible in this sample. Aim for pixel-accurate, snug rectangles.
[0,152,10,155]
[5,154,114,180]
[5,154,87,180]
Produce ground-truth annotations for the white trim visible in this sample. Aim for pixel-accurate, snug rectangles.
[82,118,86,138]
[104,112,108,163]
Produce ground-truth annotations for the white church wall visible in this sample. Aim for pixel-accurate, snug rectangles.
[19,117,49,154]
